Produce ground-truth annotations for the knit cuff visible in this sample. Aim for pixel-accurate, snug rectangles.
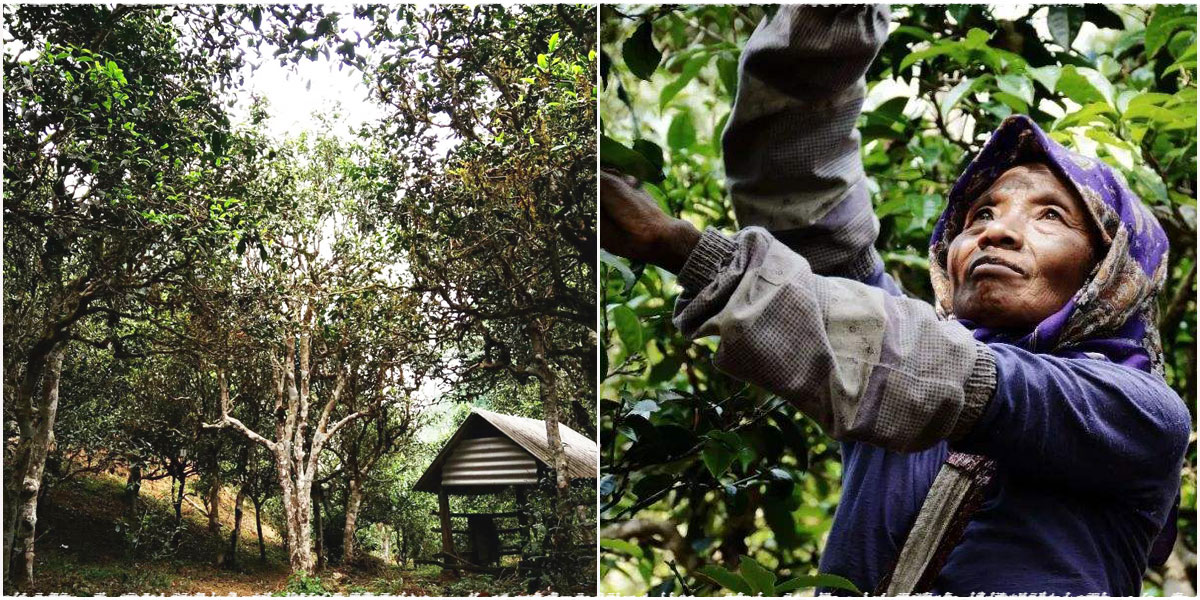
[677,228,736,295]
[950,342,997,441]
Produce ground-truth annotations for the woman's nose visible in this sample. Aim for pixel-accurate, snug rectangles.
[978,216,1023,250]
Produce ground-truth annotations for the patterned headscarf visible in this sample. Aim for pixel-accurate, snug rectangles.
[928,114,1170,376]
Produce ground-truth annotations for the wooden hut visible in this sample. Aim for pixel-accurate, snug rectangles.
[413,408,598,573]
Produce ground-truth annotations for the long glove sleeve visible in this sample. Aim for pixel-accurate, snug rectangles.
[724,5,890,282]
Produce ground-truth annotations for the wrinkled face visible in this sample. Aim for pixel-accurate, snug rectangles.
[947,163,1100,330]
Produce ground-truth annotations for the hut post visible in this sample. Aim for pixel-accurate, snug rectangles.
[438,488,456,569]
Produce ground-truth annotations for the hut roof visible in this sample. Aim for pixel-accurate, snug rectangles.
[413,407,598,493]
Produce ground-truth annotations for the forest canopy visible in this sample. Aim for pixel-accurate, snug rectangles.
[599,4,1196,596]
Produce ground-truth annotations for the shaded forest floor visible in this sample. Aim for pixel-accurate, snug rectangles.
[20,469,526,595]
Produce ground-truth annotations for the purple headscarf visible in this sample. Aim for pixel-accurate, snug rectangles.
[928,114,1171,376]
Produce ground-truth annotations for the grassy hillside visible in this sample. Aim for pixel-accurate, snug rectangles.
[24,468,526,595]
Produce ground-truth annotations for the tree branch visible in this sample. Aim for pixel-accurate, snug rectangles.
[600,518,697,571]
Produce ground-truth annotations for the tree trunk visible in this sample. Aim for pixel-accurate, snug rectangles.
[210,336,362,576]
[228,486,246,568]
[342,477,363,563]
[7,347,65,589]
[438,489,457,575]
[253,497,267,563]
[124,463,142,516]
[207,470,222,536]
[276,454,314,574]
[313,486,325,571]
[171,468,187,549]
[379,523,390,563]
[528,319,569,493]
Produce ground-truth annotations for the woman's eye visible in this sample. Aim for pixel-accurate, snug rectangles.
[1042,209,1064,221]
[972,208,994,223]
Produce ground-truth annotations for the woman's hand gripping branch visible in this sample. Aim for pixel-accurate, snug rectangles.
[600,168,701,274]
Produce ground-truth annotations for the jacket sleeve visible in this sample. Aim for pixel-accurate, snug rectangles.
[676,227,996,451]
[724,5,890,283]
[955,343,1192,497]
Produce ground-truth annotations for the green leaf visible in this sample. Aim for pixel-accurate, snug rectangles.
[1164,56,1196,76]
[1058,102,1116,129]
[868,96,911,125]
[628,399,659,420]
[659,54,709,111]
[1085,127,1134,152]
[631,139,665,172]
[667,111,697,150]
[1047,6,1084,50]
[1056,66,1111,106]
[601,248,640,294]
[1146,9,1194,58]
[702,440,735,478]
[900,43,955,71]
[939,77,976,119]
[623,20,662,81]
[763,503,800,549]
[996,74,1034,106]
[775,573,862,594]
[1028,65,1061,93]
[611,305,643,352]
[1124,92,1182,124]
[735,436,756,471]
[1113,29,1145,59]
[695,566,752,595]
[600,135,664,183]
[712,111,730,155]
[647,353,682,384]
[717,55,739,97]
[739,555,776,596]
[964,28,991,49]
[991,91,1028,113]
[767,467,793,482]
[1168,29,1195,59]
[891,25,934,42]
[599,538,644,559]
[537,54,548,70]
[547,32,560,53]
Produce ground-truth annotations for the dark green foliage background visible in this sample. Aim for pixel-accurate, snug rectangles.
[599,5,1196,595]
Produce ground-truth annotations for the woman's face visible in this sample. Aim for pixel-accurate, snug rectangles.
[947,163,1099,330]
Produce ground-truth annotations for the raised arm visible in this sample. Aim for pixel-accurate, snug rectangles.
[724,5,890,283]
[675,227,995,451]
[674,225,1190,489]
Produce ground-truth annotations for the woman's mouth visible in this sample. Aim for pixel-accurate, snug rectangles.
[968,255,1025,277]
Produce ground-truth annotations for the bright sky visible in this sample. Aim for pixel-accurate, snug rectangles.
[235,57,383,140]
[228,13,383,142]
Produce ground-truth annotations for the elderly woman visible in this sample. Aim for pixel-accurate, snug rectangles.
[600,5,1190,595]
